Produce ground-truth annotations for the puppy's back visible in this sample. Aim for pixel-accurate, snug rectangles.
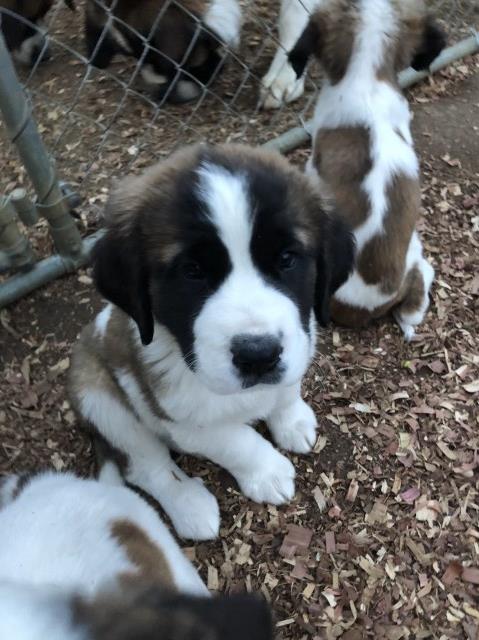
[0,472,207,597]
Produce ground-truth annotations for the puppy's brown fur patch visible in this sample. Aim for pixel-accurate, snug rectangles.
[69,307,170,423]
[396,265,425,316]
[297,1,358,85]
[330,173,420,326]
[313,126,372,228]
[111,519,176,589]
[356,174,420,295]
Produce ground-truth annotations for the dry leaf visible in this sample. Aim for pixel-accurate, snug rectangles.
[437,441,458,460]
[462,567,479,585]
[463,380,479,394]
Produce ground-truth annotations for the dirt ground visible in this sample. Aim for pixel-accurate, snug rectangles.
[1,2,479,640]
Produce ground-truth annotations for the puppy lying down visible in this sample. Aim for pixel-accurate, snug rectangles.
[69,143,354,540]
[0,469,272,640]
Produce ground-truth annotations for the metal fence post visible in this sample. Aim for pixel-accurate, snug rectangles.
[0,33,82,257]
[0,197,36,272]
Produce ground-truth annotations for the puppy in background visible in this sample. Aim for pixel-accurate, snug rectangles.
[0,469,272,640]
[85,0,241,103]
[289,0,446,339]
[0,0,74,66]
[69,143,354,541]
[260,0,322,109]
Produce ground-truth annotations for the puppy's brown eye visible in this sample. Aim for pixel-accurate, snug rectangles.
[183,261,205,281]
[278,250,298,271]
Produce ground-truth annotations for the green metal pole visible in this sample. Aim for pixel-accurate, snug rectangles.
[0,33,82,257]
[0,231,102,308]
[0,197,36,272]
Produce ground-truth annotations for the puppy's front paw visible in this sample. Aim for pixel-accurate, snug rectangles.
[269,399,317,454]
[260,63,305,109]
[169,477,220,541]
[236,449,295,505]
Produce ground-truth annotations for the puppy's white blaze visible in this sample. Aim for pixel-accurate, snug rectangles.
[193,164,311,394]
[94,303,112,338]
[204,0,242,48]
[198,163,252,271]
[352,0,396,77]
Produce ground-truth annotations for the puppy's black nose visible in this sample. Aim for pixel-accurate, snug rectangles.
[231,334,283,377]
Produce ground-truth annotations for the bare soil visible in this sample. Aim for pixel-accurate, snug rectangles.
[1,2,479,639]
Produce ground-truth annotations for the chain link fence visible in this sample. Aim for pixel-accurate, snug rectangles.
[0,0,478,305]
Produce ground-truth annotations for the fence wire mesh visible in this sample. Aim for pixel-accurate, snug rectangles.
[0,0,478,277]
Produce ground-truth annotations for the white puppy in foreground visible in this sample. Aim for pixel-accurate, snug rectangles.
[0,469,272,640]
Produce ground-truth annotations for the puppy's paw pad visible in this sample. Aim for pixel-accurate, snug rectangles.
[260,64,305,109]
[169,478,220,541]
[270,401,317,454]
[237,451,295,505]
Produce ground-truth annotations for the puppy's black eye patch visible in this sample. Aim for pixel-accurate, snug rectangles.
[181,260,206,281]
[149,235,231,365]
[164,237,232,294]
[278,249,298,271]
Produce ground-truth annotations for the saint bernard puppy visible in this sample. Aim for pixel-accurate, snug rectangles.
[85,0,241,103]
[69,143,354,540]
[0,469,272,640]
[288,0,446,339]
[0,0,74,66]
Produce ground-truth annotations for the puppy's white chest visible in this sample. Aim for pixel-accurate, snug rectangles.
[161,374,280,427]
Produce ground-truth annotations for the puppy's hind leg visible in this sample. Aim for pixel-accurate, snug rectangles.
[79,391,220,541]
[394,258,434,341]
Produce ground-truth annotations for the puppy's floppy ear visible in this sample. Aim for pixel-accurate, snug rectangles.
[92,224,154,346]
[315,214,355,326]
[410,18,446,71]
[288,17,322,79]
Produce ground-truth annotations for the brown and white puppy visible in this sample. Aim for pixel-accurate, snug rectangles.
[69,143,354,541]
[85,0,241,103]
[288,0,446,339]
[0,0,74,66]
[0,469,272,640]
